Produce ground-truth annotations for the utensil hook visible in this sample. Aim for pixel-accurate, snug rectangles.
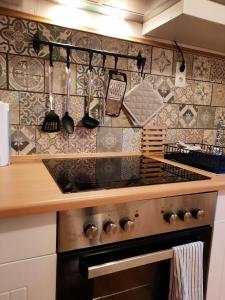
[88,51,93,72]
[114,56,118,73]
[66,48,71,69]
[101,54,106,74]
[49,44,53,67]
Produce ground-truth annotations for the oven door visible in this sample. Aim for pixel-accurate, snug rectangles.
[57,226,211,300]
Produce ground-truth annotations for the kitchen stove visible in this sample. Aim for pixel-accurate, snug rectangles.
[54,156,215,300]
[43,155,210,193]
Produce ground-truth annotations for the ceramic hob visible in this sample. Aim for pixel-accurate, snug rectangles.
[43,156,210,193]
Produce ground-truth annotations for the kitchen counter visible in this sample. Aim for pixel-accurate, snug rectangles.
[0,152,224,218]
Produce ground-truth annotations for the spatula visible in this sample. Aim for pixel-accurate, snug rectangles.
[42,50,60,133]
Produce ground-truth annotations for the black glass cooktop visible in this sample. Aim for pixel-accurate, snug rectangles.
[43,156,210,193]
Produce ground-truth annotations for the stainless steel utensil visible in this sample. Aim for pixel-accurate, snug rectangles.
[42,62,60,133]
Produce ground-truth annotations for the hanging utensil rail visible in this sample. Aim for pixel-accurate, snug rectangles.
[33,34,146,72]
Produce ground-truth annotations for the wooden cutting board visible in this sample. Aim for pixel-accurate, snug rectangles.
[141,126,167,156]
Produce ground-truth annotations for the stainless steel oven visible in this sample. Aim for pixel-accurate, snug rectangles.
[56,192,216,300]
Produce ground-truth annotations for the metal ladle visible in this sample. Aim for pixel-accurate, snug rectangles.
[62,48,75,134]
[82,52,99,129]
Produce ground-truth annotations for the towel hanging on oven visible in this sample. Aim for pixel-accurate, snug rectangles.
[169,241,204,300]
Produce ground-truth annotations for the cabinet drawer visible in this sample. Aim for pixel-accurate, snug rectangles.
[0,213,56,263]
[0,254,56,300]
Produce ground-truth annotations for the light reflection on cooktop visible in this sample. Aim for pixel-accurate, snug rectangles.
[42,156,210,193]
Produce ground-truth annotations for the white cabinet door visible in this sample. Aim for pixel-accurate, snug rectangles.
[0,213,56,264]
[0,254,56,300]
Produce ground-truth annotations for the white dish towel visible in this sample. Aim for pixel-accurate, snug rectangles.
[169,241,204,300]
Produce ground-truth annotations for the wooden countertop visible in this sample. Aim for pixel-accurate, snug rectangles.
[0,152,224,218]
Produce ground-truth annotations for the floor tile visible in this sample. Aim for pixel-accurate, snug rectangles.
[122,128,142,151]
[211,84,225,106]
[8,55,44,92]
[197,106,216,128]
[178,104,198,128]
[0,16,37,55]
[37,23,72,60]
[193,82,212,105]
[97,127,123,152]
[151,47,173,76]
[0,90,19,124]
[128,42,151,73]
[69,127,96,153]
[192,55,211,81]
[36,127,68,154]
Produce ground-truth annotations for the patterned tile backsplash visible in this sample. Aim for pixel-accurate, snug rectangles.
[1,14,225,155]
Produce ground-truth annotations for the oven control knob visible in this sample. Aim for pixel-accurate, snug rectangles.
[120,218,135,232]
[191,208,205,220]
[83,224,98,239]
[164,212,178,224]
[103,221,117,234]
[177,210,192,222]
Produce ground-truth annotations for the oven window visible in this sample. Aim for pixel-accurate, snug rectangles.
[93,260,170,300]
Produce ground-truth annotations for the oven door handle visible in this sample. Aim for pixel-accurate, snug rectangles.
[87,248,173,279]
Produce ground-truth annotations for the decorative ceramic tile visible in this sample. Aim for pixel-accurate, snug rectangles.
[192,55,211,81]
[87,33,102,66]
[10,125,36,155]
[69,96,85,125]
[178,104,198,128]
[210,58,225,84]
[174,80,194,104]
[36,127,68,154]
[0,16,37,55]
[71,31,88,64]
[203,130,217,145]
[128,42,151,73]
[8,55,44,92]
[122,128,142,151]
[168,129,204,144]
[214,107,225,126]
[197,106,216,128]
[97,127,123,152]
[10,125,19,155]
[130,72,155,89]
[102,37,128,70]
[69,127,96,153]
[0,90,19,124]
[44,62,76,95]
[151,47,173,76]
[154,103,179,128]
[153,76,174,102]
[172,51,193,79]
[20,92,48,125]
[211,84,225,106]
[193,82,212,105]
[76,65,104,97]
[112,108,132,127]
[37,23,72,60]
[0,53,6,88]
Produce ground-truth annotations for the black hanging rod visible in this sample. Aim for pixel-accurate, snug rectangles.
[33,34,146,70]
